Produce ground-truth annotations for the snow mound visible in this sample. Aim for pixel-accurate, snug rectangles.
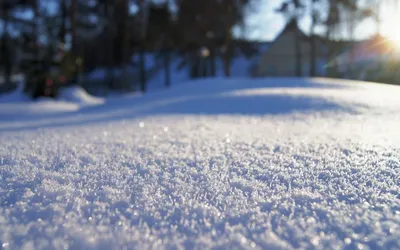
[0,86,103,122]
[58,86,104,107]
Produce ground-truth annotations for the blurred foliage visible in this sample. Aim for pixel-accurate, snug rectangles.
[1,0,399,98]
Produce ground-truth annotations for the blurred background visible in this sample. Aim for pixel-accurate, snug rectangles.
[0,0,399,99]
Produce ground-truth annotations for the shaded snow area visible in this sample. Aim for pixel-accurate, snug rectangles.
[1,78,400,249]
[0,83,28,104]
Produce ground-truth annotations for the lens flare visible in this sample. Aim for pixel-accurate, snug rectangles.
[381,11,400,51]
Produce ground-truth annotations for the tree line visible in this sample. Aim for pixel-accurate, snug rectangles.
[1,0,254,94]
[0,0,396,96]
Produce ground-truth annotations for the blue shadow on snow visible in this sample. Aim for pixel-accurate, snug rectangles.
[0,91,359,132]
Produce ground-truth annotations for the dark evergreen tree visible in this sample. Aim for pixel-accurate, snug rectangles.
[174,0,254,78]
[147,3,173,87]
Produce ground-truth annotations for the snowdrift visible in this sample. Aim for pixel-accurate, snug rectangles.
[58,86,104,107]
[0,85,104,121]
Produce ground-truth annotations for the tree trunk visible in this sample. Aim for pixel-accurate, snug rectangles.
[139,0,147,93]
[59,0,67,44]
[294,20,302,77]
[309,4,317,77]
[163,15,171,88]
[310,36,316,77]
[103,2,114,91]
[223,4,233,77]
[223,57,231,77]
[202,58,208,77]
[33,0,39,59]
[70,0,77,55]
[2,13,11,86]
[190,54,200,79]
[223,39,232,77]
[139,46,146,92]
[24,0,40,96]
[295,33,302,77]
[210,46,216,76]
[120,0,130,90]
[164,49,171,87]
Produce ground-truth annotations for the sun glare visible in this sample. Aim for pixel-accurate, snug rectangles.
[380,9,400,50]
[383,29,400,50]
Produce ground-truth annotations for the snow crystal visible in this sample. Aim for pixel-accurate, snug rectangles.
[0,78,400,249]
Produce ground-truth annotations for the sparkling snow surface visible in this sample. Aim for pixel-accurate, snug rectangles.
[0,78,400,250]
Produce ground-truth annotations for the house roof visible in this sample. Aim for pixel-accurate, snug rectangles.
[278,18,308,40]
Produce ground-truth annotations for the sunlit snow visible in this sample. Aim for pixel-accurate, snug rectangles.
[0,78,399,249]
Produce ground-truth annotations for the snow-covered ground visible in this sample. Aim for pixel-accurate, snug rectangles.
[0,85,104,122]
[0,77,400,249]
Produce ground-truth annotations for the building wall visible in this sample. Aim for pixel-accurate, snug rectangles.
[253,30,317,77]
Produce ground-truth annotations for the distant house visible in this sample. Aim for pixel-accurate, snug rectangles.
[251,20,327,77]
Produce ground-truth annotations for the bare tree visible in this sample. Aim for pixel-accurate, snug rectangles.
[138,0,148,92]
[309,0,323,77]
[59,0,67,44]
[174,0,253,78]
[70,0,77,54]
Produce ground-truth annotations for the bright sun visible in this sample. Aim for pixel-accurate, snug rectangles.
[383,29,400,50]
[380,9,400,49]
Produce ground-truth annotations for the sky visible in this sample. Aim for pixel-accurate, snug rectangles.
[242,0,289,41]
[245,0,400,41]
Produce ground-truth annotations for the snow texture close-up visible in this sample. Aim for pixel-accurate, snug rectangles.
[0,78,400,250]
